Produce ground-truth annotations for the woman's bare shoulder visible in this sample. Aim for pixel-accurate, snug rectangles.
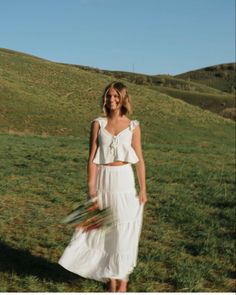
[91,116,106,123]
[90,117,106,131]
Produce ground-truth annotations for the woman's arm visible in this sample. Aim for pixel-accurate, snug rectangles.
[132,123,148,205]
[87,120,100,198]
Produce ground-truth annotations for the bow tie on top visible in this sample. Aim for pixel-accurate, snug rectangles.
[110,136,119,155]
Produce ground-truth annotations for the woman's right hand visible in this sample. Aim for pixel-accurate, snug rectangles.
[88,190,100,209]
[88,190,97,199]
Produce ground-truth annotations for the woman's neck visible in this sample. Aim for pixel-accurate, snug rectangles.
[107,110,124,120]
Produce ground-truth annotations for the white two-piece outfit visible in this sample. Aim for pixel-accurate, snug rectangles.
[58,116,144,283]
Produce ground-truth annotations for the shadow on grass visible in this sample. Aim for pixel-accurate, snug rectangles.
[0,240,79,283]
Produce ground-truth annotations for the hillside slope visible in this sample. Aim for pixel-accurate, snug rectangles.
[63,62,235,121]
[0,48,234,142]
[64,64,226,95]
[175,63,236,94]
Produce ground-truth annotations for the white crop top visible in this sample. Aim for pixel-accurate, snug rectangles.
[91,116,140,164]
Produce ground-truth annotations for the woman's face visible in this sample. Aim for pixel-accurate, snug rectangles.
[106,88,121,111]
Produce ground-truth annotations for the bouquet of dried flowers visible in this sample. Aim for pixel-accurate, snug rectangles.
[61,196,113,233]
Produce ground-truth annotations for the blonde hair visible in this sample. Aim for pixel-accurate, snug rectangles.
[101,81,133,116]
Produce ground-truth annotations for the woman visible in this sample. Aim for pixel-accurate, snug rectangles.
[59,81,147,292]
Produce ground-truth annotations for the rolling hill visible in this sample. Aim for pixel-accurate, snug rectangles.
[60,61,235,121]
[0,47,235,138]
[176,63,236,94]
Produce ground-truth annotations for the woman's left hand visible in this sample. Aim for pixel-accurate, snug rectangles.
[138,190,148,205]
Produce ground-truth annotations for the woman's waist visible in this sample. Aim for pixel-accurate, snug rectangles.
[101,161,129,166]
[97,161,133,172]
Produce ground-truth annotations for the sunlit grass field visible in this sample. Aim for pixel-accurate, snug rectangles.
[0,48,235,292]
[0,124,234,292]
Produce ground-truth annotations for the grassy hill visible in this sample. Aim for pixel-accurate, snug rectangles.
[0,48,235,292]
[149,85,235,120]
[176,63,236,94]
[63,62,235,121]
[64,64,226,93]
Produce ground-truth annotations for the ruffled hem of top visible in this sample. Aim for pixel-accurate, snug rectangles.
[92,145,139,164]
[58,230,139,283]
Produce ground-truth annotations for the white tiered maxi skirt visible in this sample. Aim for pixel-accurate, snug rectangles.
[58,163,144,283]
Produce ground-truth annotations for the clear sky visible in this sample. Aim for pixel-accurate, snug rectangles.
[0,0,235,75]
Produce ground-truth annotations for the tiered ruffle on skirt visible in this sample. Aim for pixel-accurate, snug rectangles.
[58,163,144,283]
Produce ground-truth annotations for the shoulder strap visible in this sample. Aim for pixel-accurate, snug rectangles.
[130,119,140,131]
[91,117,107,128]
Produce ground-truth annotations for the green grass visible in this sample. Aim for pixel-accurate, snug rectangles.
[0,124,235,291]
[0,47,235,291]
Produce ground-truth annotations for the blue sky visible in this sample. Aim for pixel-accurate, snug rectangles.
[0,0,235,75]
